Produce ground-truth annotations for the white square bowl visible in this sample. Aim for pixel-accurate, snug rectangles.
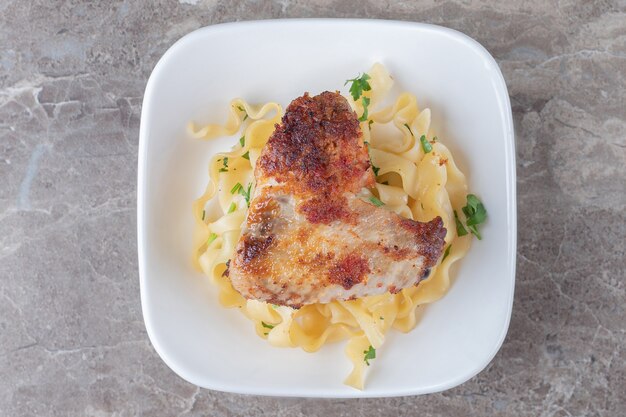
[138,19,516,398]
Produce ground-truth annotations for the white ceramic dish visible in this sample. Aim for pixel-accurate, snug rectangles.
[138,19,516,398]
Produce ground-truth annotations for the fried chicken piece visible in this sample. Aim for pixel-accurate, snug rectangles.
[228,92,446,307]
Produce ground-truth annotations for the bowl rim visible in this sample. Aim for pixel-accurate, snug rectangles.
[137,18,517,398]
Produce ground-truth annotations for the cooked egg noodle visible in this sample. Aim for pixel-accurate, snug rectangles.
[190,64,471,390]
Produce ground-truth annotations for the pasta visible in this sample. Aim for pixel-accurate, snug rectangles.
[189,64,472,389]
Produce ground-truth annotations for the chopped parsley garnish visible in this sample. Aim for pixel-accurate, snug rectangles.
[358,96,370,122]
[369,196,385,207]
[364,141,379,176]
[227,202,236,213]
[219,157,229,172]
[345,73,371,101]
[379,316,384,320]
[261,321,274,329]
[461,194,487,240]
[239,136,245,147]
[207,233,218,246]
[229,182,252,207]
[404,123,414,136]
[236,105,248,121]
[419,135,432,153]
[363,345,376,366]
[454,210,468,237]
[442,245,452,262]
[433,136,438,142]
[230,182,243,194]
[201,210,206,221]
[368,119,374,130]
[239,182,252,207]
[242,151,250,160]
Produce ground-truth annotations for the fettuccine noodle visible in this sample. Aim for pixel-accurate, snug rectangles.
[189,64,471,389]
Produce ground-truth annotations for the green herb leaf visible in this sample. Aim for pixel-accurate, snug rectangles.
[454,210,468,237]
[404,123,414,136]
[238,183,253,207]
[461,194,487,240]
[242,151,250,160]
[433,136,438,142]
[236,106,248,121]
[230,182,243,194]
[227,202,236,213]
[345,73,371,101]
[369,196,385,207]
[239,136,245,147]
[363,345,376,366]
[462,194,487,226]
[261,321,274,329]
[358,96,370,122]
[201,210,206,221]
[219,156,229,173]
[364,141,379,176]
[442,245,452,262]
[467,225,480,239]
[379,316,384,320]
[207,233,218,246]
[420,135,432,153]
[368,119,374,130]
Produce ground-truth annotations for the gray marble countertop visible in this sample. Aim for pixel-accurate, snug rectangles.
[1,1,625,416]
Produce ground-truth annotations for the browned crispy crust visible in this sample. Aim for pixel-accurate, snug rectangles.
[299,195,356,225]
[399,216,447,266]
[236,194,280,275]
[256,91,375,198]
[328,254,371,290]
[238,234,274,274]
[228,92,448,307]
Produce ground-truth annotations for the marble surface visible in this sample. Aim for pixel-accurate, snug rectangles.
[1,1,625,416]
